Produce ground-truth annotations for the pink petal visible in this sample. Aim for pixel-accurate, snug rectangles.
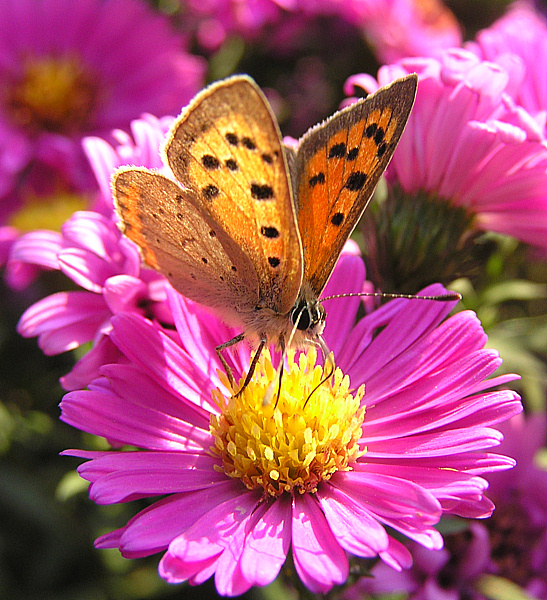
[161,490,260,583]
[239,496,292,587]
[75,451,226,503]
[317,484,389,556]
[120,480,245,558]
[292,494,348,593]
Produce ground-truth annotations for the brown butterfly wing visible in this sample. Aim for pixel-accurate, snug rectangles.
[293,74,418,295]
[164,75,302,315]
[113,168,260,323]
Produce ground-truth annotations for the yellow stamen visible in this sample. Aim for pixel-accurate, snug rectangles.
[210,348,366,497]
[8,55,97,133]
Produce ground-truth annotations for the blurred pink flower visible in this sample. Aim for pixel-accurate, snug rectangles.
[469,2,547,133]
[347,0,462,64]
[13,115,176,388]
[0,0,204,257]
[485,412,547,599]
[60,259,521,594]
[181,0,461,62]
[346,412,547,600]
[345,49,547,250]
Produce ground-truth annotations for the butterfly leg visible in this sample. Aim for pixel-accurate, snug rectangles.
[216,333,245,391]
[235,335,267,397]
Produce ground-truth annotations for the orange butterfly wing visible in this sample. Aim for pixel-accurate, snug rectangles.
[164,75,303,316]
[292,74,418,295]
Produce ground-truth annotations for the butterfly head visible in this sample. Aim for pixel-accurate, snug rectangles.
[290,287,326,339]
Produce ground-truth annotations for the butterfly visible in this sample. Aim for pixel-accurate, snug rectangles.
[113,74,418,395]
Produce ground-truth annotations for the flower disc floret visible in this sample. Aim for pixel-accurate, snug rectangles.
[210,349,365,498]
[9,56,96,134]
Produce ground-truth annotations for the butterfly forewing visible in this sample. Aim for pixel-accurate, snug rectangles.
[114,168,260,319]
[293,74,418,295]
[164,76,303,315]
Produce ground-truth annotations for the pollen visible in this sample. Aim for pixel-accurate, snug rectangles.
[209,348,366,497]
[8,55,97,133]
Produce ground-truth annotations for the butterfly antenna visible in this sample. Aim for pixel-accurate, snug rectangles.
[321,291,462,302]
[304,335,335,408]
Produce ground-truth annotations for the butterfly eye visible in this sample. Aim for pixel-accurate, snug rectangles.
[291,301,326,332]
[291,302,310,331]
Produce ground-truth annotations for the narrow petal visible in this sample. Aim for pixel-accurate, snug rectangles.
[292,494,348,594]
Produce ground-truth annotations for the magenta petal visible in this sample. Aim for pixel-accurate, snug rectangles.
[292,494,348,594]
[7,229,63,268]
[214,511,256,597]
[321,253,365,357]
[75,451,226,503]
[239,496,292,587]
[331,471,443,547]
[379,536,413,571]
[110,313,219,412]
[119,481,244,558]
[317,484,388,557]
[161,490,260,584]
[60,335,121,391]
[167,288,247,387]
[17,291,109,354]
[59,248,118,292]
[61,371,212,452]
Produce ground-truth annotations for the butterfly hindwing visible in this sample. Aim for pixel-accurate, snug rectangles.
[113,168,260,320]
[293,74,418,295]
[164,75,303,315]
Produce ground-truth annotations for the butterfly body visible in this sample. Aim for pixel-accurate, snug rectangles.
[113,74,417,386]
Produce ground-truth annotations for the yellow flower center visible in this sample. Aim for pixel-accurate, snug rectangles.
[8,55,97,133]
[210,348,366,498]
[8,192,88,232]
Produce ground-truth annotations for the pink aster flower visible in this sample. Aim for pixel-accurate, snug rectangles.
[469,2,547,133]
[14,210,172,391]
[341,0,462,64]
[60,253,522,596]
[345,49,547,291]
[11,109,176,383]
[0,0,204,253]
[13,114,176,389]
[6,113,174,291]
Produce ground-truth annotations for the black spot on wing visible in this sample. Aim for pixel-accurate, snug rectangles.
[261,226,279,238]
[331,212,344,226]
[377,143,388,158]
[309,172,325,187]
[328,143,346,159]
[344,172,367,191]
[251,183,274,200]
[242,137,256,150]
[346,147,359,161]
[203,184,220,200]
[202,155,221,169]
[225,132,238,146]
